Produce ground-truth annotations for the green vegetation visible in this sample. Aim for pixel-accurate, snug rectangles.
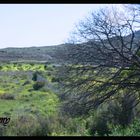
[1,4,140,136]
[0,63,92,136]
[54,63,140,136]
[0,63,45,71]
[0,62,140,136]
[0,63,59,136]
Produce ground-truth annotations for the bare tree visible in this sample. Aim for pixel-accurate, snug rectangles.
[58,5,140,116]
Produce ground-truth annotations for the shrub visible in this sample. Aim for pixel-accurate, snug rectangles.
[33,81,45,90]
[30,63,35,66]
[0,66,3,70]
[6,114,42,136]
[0,93,15,100]
[47,72,51,76]
[107,93,136,127]
[32,72,38,81]
[88,111,111,136]
[39,113,89,136]
[130,119,140,135]
[51,77,60,82]
[0,125,6,136]
[108,124,127,136]
[22,81,30,86]
[44,65,47,70]
[35,114,51,136]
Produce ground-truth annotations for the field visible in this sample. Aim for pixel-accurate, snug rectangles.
[0,63,92,136]
[0,63,60,136]
[1,63,140,136]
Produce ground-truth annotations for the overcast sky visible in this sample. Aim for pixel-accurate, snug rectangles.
[0,4,124,48]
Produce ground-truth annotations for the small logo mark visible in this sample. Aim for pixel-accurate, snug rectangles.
[0,117,10,126]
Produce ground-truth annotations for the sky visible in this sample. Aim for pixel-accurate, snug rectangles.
[0,4,124,48]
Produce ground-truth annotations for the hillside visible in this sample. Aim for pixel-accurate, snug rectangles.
[0,44,68,63]
[0,30,140,64]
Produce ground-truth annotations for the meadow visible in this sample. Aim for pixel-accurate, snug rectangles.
[0,63,99,136]
[1,63,140,136]
[0,63,60,136]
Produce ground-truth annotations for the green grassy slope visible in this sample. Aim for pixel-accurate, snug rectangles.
[0,63,59,136]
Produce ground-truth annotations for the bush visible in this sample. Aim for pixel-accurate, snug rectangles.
[5,114,42,136]
[32,72,38,81]
[41,113,89,136]
[0,125,6,136]
[107,93,136,127]
[130,119,140,135]
[0,66,3,70]
[0,93,15,100]
[22,81,30,86]
[44,65,47,70]
[88,111,111,136]
[51,77,60,82]
[47,72,51,76]
[33,81,45,90]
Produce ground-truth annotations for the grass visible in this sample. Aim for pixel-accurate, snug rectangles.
[0,63,46,71]
[0,63,59,136]
[0,63,135,136]
[0,63,118,136]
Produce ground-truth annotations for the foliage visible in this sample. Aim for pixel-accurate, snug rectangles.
[110,119,140,136]
[0,63,60,136]
[0,93,15,100]
[89,112,111,136]
[33,81,45,90]
[32,72,38,81]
